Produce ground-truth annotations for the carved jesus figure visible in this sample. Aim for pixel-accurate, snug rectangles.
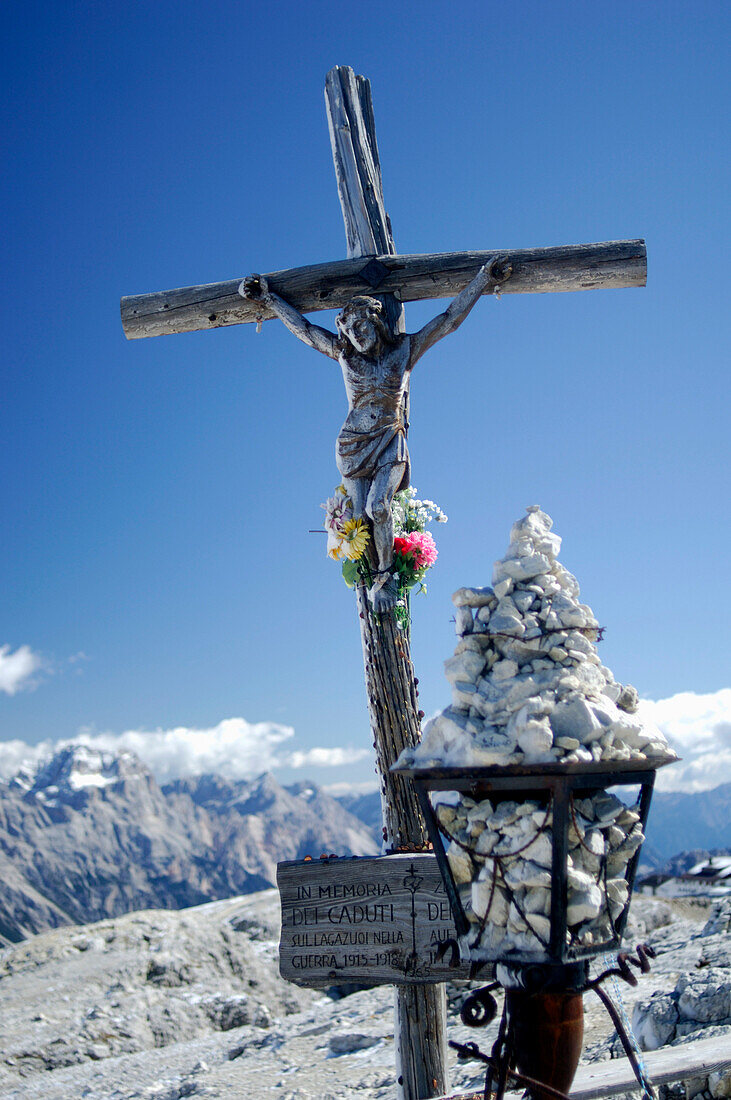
[240,257,509,611]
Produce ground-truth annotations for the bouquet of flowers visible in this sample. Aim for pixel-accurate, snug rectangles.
[320,485,370,563]
[390,487,446,596]
[321,485,446,619]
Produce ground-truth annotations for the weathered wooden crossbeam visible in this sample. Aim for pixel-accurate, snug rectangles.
[120,239,646,340]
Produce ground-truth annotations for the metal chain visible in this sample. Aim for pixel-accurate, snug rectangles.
[600,952,654,1097]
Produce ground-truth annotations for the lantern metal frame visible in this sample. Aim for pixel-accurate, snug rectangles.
[394,758,674,967]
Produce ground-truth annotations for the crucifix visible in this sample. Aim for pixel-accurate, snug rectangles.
[239,256,508,611]
[121,66,646,1100]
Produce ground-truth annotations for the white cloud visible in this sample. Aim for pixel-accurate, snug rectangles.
[5,687,725,793]
[324,779,380,797]
[0,717,371,785]
[638,688,731,792]
[286,746,370,769]
[0,738,50,777]
[0,645,42,695]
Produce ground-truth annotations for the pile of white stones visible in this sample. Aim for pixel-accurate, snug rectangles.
[397,506,677,770]
[434,787,643,957]
[393,505,678,959]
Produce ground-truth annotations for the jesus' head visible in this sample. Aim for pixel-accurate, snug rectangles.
[336,296,393,355]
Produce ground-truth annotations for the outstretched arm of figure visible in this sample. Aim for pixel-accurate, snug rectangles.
[408,255,511,367]
[239,275,338,360]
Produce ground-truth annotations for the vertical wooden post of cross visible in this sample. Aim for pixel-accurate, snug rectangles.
[324,66,449,1100]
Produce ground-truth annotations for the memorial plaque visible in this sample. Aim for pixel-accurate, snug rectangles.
[277,853,475,987]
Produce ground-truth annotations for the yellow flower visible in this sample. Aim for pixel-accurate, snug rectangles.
[341,518,369,561]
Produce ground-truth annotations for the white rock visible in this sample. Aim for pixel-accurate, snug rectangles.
[710,1069,731,1099]
[516,718,554,760]
[501,553,553,581]
[567,865,597,893]
[567,635,595,660]
[490,611,525,637]
[550,696,604,743]
[494,825,547,861]
[556,736,580,750]
[512,590,536,613]
[468,740,516,765]
[524,911,551,941]
[503,860,552,890]
[444,651,486,685]
[475,829,499,855]
[492,659,519,682]
[493,576,514,598]
[524,887,551,916]
[610,718,655,749]
[552,563,580,598]
[534,573,562,597]
[571,663,607,692]
[510,506,553,537]
[452,681,478,708]
[329,1032,382,1054]
[452,586,496,608]
[612,826,644,860]
[489,800,520,827]
[584,829,606,858]
[606,852,631,877]
[522,830,553,868]
[603,680,622,703]
[592,791,626,823]
[567,883,603,924]
[503,928,544,954]
[417,711,470,758]
[644,741,677,760]
[466,800,492,824]
[472,879,509,924]
[455,607,474,634]
[606,878,629,916]
[446,841,474,884]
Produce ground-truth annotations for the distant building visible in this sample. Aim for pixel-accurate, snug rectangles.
[638,855,731,898]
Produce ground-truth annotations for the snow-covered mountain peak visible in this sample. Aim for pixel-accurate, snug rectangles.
[28,744,149,797]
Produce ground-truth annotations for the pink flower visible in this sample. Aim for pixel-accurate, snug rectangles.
[394,530,437,569]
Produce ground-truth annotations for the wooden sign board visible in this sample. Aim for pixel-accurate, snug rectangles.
[277,853,476,988]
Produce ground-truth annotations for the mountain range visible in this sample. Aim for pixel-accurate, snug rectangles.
[0,746,376,944]
[0,744,728,944]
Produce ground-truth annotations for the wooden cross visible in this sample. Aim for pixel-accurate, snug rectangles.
[120,66,646,1100]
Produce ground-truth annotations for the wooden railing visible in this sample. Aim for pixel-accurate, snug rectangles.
[437,1035,730,1100]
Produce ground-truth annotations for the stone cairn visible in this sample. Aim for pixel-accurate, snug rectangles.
[396,506,677,959]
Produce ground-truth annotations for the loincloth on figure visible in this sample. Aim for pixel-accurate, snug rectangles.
[336,418,410,491]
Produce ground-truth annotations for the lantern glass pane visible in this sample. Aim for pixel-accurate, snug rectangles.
[430,783,646,964]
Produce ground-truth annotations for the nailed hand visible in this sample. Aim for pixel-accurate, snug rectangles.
[238,274,270,301]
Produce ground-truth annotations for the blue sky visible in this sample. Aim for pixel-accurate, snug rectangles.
[2,1,729,792]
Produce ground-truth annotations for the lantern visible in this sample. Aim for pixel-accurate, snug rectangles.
[394,756,672,1100]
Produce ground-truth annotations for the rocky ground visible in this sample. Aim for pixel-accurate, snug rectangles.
[0,890,728,1100]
